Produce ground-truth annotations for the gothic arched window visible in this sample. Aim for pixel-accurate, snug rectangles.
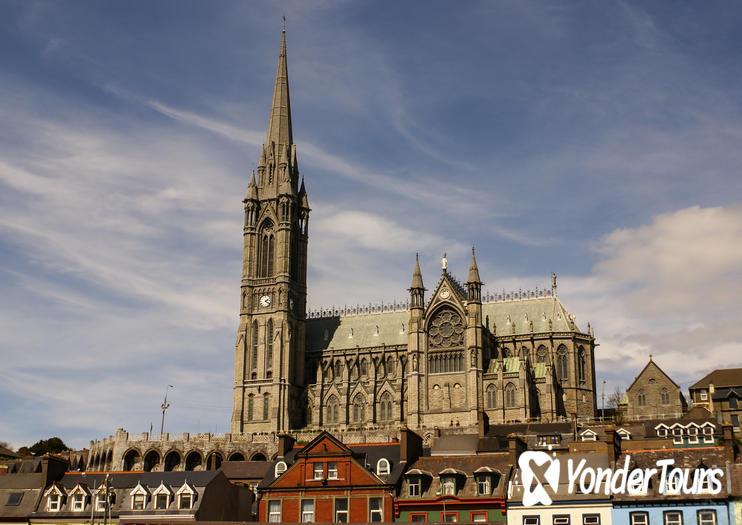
[661,388,670,405]
[386,356,395,378]
[557,345,569,382]
[326,395,338,424]
[428,308,465,348]
[578,347,586,383]
[353,395,365,423]
[379,393,392,421]
[263,393,270,420]
[335,360,342,381]
[486,385,496,409]
[360,359,368,377]
[536,345,547,363]
[638,389,647,406]
[251,321,258,370]
[258,220,275,277]
[505,383,516,408]
[266,319,273,370]
[247,394,254,421]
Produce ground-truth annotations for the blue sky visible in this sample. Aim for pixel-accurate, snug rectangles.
[1,1,741,450]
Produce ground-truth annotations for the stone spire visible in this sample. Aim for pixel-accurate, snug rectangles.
[245,171,258,201]
[410,253,424,289]
[266,30,293,150]
[467,246,481,284]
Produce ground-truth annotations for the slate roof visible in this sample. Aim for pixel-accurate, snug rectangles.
[690,368,742,390]
[306,296,584,352]
[219,460,273,481]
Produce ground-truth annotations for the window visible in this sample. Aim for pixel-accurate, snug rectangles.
[132,494,146,510]
[408,477,421,497]
[361,359,368,376]
[95,494,106,512]
[700,391,708,401]
[581,430,597,441]
[664,511,682,525]
[731,414,740,427]
[688,426,699,444]
[379,393,392,421]
[387,356,395,378]
[178,493,192,510]
[275,461,287,477]
[326,395,339,424]
[703,425,714,443]
[557,346,569,381]
[328,462,338,480]
[71,493,85,511]
[476,475,490,495]
[369,497,383,522]
[471,512,487,522]
[410,513,427,522]
[442,512,458,522]
[247,394,254,421]
[377,458,391,476]
[553,516,570,525]
[617,429,631,440]
[313,463,324,480]
[251,321,258,370]
[6,493,23,506]
[730,397,738,409]
[583,515,600,525]
[268,500,281,523]
[155,493,169,510]
[505,382,516,408]
[48,493,61,511]
[538,435,560,446]
[353,395,366,423]
[263,393,270,420]
[697,510,716,525]
[630,512,649,525]
[578,348,586,383]
[657,426,668,437]
[335,360,342,380]
[441,476,456,495]
[638,389,647,406]
[334,498,348,523]
[661,387,670,405]
[486,386,496,408]
[672,427,683,445]
[258,222,275,277]
[301,499,314,523]
[524,517,540,525]
[266,319,273,368]
[536,346,547,363]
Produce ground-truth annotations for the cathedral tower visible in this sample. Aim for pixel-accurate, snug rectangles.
[231,30,310,434]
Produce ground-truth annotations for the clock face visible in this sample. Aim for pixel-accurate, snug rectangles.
[440,289,450,299]
[260,295,271,307]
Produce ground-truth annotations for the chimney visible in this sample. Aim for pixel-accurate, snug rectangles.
[709,383,715,414]
[277,432,295,458]
[722,423,737,463]
[400,426,423,464]
[508,434,526,466]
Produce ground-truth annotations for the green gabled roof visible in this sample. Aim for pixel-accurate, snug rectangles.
[503,357,520,373]
[532,362,547,378]
[482,296,581,335]
[306,310,408,352]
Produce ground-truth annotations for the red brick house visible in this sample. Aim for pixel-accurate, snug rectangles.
[258,430,419,523]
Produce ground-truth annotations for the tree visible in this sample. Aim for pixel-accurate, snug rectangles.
[28,437,69,456]
[607,387,624,409]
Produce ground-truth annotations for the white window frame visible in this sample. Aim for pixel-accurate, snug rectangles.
[700,391,708,401]
[408,477,421,497]
[672,426,684,444]
[698,510,716,525]
[48,493,61,512]
[703,425,715,444]
[553,516,570,525]
[664,511,683,525]
[132,493,146,510]
[376,458,390,476]
[617,429,631,440]
[580,430,597,442]
[583,515,600,525]
[630,512,649,525]
[369,497,383,522]
[313,463,324,480]
[71,493,85,511]
[301,499,314,523]
[328,462,338,480]
[441,476,456,496]
[95,493,107,512]
[154,493,169,510]
[657,425,668,438]
[476,475,491,496]
[524,517,540,525]
[687,425,699,444]
[175,482,195,510]
[268,500,281,523]
[334,498,348,523]
[274,460,287,477]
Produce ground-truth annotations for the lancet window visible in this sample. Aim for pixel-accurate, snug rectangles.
[258,220,275,277]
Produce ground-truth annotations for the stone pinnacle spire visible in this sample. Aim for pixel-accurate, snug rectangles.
[467,246,481,284]
[266,29,293,149]
[410,253,424,289]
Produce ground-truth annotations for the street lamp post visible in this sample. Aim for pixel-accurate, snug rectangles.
[160,385,173,435]
[601,380,606,422]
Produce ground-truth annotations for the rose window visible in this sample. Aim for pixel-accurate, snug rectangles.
[428,309,464,348]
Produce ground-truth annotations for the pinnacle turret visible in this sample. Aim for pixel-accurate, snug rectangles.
[467,246,481,284]
[245,171,258,201]
[266,30,293,150]
[410,253,424,289]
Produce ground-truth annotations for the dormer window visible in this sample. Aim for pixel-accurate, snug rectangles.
[48,494,61,511]
[476,474,491,496]
[580,430,597,442]
[703,425,714,444]
[672,427,683,444]
[617,429,632,440]
[376,458,390,476]
[175,482,196,510]
[441,476,456,496]
[130,483,149,510]
[152,483,172,510]
[275,461,287,477]
[656,425,668,438]
[71,493,85,511]
[95,493,107,512]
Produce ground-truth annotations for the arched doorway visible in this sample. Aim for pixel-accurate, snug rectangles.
[185,451,203,471]
[164,450,181,472]
[122,449,141,471]
[143,450,160,472]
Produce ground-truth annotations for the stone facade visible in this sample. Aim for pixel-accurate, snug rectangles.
[230,30,597,438]
[624,357,686,420]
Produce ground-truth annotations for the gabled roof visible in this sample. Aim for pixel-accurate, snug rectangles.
[626,357,680,392]
[295,430,353,458]
[690,368,742,390]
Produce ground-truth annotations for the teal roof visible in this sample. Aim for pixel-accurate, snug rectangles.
[305,297,584,352]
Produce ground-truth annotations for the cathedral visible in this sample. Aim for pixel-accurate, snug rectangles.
[229,30,597,437]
